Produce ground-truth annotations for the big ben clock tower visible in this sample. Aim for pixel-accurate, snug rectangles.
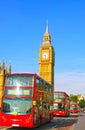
[39,22,55,85]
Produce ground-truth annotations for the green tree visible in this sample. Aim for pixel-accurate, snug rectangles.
[79,99,85,108]
[70,95,78,102]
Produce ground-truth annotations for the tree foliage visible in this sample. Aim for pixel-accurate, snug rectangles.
[79,99,85,108]
[70,95,78,102]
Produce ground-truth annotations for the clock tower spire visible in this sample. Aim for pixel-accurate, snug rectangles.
[43,21,51,43]
[39,22,55,85]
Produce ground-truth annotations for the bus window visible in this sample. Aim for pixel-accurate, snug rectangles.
[6,75,34,87]
[42,101,46,109]
[36,78,40,88]
[2,98,32,115]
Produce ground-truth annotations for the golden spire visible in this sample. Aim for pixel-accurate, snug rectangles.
[45,20,49,34]
[43,21,51,43]
[7,64,11,74]
[1,60,5,70]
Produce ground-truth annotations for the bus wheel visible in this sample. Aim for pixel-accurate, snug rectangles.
[49,114,52,122]
[38,116,42,126]
[40,116,42,125]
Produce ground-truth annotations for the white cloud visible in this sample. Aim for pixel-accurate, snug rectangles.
[54,71,85,97]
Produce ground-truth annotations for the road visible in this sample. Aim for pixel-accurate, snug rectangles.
[0,112,84,130]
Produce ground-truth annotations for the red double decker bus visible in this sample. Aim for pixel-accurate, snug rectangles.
[69,101,80,113]
[0,73,53,128]
[53,91,70,117]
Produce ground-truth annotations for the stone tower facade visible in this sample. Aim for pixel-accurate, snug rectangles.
[39,23,55,85]
[0,61,11,107]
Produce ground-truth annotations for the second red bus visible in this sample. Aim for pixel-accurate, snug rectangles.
[53,91,70,117]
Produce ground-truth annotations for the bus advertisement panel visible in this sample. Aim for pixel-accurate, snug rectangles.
[53,91,70,117]
[0,73,53,128]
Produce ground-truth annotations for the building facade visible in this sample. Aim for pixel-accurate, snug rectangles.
[0,61,11,107]
[39,23,55,85]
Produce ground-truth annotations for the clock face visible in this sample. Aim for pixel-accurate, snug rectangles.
[42,52,48,59]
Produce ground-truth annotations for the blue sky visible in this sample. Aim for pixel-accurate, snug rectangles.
[0,0,85,96]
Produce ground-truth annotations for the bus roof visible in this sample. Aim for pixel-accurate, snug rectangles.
[7,72,53,86]
[54,91,69,96]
